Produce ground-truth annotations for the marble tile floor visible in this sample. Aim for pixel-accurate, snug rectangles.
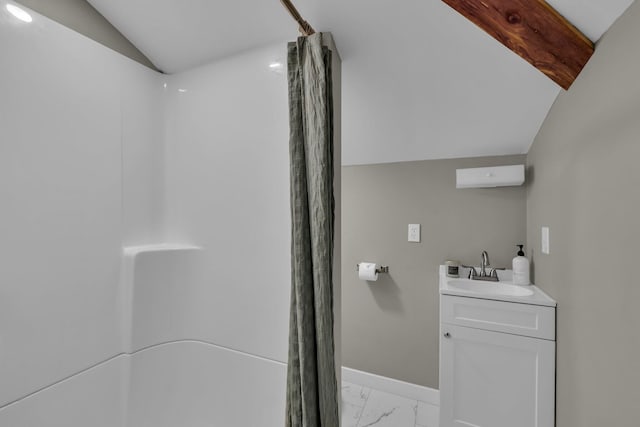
[341,381,439,427]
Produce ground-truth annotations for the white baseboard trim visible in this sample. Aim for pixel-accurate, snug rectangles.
[341,367,439,406]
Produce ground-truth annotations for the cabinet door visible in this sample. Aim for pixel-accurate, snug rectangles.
[440,325,555,427]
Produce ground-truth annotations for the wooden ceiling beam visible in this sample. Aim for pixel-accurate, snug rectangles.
[441,0,594,90]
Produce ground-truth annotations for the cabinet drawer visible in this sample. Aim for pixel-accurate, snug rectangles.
[441,295,555,340]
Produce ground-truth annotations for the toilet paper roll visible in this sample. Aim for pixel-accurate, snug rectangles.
[358,262,378,281]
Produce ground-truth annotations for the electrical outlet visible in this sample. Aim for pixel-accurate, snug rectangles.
[541,227,550,254]
[408,224,421,242]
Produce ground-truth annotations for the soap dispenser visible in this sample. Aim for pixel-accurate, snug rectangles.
[512,245,531,285]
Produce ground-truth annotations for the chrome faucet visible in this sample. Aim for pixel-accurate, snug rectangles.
[462,251,503,282]
[480,251,490,277]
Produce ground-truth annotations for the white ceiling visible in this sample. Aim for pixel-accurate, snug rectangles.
[88,0,635,165]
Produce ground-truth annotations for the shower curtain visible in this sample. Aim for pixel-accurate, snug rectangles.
[285,33,339,427]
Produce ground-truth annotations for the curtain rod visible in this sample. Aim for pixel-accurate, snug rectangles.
[279,0,315,36]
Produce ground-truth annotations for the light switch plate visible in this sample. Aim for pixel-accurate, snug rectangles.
[541,227,550,254]
[408,224,421,242]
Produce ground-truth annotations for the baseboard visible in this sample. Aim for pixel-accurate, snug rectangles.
[341,367,439,406]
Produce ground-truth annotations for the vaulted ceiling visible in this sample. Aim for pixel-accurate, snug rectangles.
[88,0,635,164]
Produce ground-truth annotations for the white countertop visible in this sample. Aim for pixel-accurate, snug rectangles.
[439,265,557,307]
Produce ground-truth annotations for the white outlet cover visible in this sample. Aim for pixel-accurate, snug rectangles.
[541,227,550,254]
[408,224,421,243]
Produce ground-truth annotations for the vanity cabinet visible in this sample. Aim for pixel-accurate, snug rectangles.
[439,295,556,427]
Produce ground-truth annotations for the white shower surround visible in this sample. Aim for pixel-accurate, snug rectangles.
[0,4,332,425]
[0,245,288,426]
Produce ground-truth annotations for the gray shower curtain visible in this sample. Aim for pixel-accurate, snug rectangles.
[285,33,339,427]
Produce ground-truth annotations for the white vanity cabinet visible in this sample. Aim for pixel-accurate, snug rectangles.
[439,294,556,427]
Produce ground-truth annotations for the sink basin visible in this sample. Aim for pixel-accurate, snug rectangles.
[447,279,534,297]
[439,266,556,306]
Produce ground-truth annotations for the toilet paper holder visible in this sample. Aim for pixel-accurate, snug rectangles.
[356,264,389,274]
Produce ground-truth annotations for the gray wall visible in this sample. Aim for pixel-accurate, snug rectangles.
[17,0,156,70]
[342,155,526,388]
[526,2,640,426]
